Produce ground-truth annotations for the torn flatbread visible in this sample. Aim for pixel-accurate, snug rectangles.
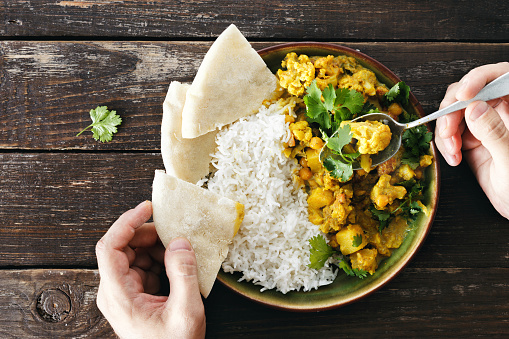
[152,170,244,298]
[181,24,277,138]
[161,81,217,184]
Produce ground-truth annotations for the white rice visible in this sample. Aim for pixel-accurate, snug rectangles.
[205,100,337,294]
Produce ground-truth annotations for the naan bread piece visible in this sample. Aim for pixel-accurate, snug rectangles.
[161,81,217,184]
[152,170,244,298]
[181,24,277,138]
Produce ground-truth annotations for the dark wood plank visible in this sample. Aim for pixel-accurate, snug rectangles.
[1,153,508,269]
[1,41,507,150]
[1,1,508,41]
[0,269,114,338]
[0,153,162,267]
[0,267,507,337]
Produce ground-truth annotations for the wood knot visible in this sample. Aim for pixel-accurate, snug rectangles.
[36,289,72,322]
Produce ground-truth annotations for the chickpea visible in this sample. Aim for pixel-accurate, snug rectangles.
[285,115,296,123]
[309,137,324,150]
[388,103,403,116]
[299,157,308,168]
[299,167,313,181]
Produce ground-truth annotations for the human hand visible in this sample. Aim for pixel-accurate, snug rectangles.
[96,201,206,339]
[435,62,509,219]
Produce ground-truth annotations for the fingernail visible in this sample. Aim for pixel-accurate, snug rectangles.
[136,200,148,208]
[469,101,489,121]
[169,238,192,252]
[447,153,459,166]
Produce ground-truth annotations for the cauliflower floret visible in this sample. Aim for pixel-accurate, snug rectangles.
[350,248,378,274]
[289,121,312,142]
[342,120,392,155]
[397,164,415,181]
[370,174,407,209]
[314,55,343,90]
[338,68,378,97]
[277,52,315,97]
[419,154,433,168]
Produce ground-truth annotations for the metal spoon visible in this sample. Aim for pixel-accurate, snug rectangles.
[320,71,509,170]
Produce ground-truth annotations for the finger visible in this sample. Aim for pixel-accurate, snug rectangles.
[124,245,136,266]
[164,238,203,311]
[436,82,466,140]
[103,201,153,251]
[132,248,153,270]
[96,201,153,279]
[129,222,159,249]
[464,100,509,168]
[456,62,509,101]
[435,132,462,166]
[147,243,166,265]
[461,127,482,151]
[130,266,159,295]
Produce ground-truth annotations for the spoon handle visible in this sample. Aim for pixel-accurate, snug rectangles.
[406,71,509,129]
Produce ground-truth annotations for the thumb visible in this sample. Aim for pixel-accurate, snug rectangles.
[164,238,203,310]
[465,100,509,168]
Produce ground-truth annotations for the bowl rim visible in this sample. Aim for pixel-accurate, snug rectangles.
[216,42,440,312]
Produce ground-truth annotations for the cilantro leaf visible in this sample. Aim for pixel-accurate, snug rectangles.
[303,80,366,134]
[322,124,360,182]
[76,106,122,143]
[308,235,336,269]
[322,84,337,112]
[401,125,433,169]
[335,88,365,120]
[308,235,368,279]
[352,234,363,247]
[392,180,425,226]
[369,205,392,232]
[339,260,368,279]
[384,81,411,106]
[323,157,354,182]
[360,101,380,115]
[326,124,354,153]
[303,81,332,129]
[396,179,424,200]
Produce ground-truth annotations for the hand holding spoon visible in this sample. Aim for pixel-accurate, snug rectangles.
[320,72,509,170]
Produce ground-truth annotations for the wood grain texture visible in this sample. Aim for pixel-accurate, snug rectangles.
[0,269,113,338]
[1,1,508,336]
[1,1,508,41]
[0,267,507,338]
[1,41,507,150]
[0,153,162,267]
[1,153,508,269]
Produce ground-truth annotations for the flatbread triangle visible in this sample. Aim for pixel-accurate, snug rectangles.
[152,170,244,298]
[161,81,217,184]
[181,24,277,138]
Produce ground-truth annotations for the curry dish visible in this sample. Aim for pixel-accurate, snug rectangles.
[276,52,433,276]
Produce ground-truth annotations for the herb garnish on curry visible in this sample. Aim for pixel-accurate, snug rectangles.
[276,52,433,278]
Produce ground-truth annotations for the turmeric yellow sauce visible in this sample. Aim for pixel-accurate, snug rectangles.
[276,52,433,275]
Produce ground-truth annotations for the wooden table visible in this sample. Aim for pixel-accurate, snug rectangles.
[1,1,508,337]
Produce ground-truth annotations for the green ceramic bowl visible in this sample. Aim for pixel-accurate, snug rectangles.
[217,42,440,311]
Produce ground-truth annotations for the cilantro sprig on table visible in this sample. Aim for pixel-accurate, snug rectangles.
[308,235,367,279]
[76,106,122,142]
